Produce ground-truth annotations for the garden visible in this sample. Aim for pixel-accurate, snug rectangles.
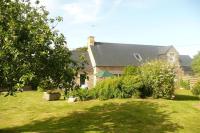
[1,60,200,132]
[1,89,200,133]
[1,0,200,132]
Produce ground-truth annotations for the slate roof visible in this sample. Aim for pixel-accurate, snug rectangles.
[90,42,172,66]
[71,42,192,71]
[179,55,192,67]
[71,50,93,72]
[179,55,192,72]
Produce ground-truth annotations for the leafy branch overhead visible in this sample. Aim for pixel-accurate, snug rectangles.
[0,0,81,95]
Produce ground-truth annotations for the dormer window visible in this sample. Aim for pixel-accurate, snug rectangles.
[133,53,142,62]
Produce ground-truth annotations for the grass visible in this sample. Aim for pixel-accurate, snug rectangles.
[0,89,200,133]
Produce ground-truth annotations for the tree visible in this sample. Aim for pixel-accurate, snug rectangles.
[0,0,80,96]
[192,52,200,75]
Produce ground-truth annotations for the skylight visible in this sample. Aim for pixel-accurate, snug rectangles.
[133,53,142,62]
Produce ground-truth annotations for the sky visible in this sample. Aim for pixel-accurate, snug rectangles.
[36,0,200,57]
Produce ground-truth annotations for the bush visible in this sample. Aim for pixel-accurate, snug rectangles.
[121,75,143,98]
[140,60,175,99]
[123,66,139,75]
[94,76,144,100]
[37,86,44,92]
[94,77,122,100]
[37,79,56,92]
[92,61,175,100]
[67,89,93,101]
[179,79,190,90]
[46,89,61,94]
[191,81,200,96]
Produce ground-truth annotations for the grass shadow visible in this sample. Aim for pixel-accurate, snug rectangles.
[1,100,183,133]
[174,94,199,101]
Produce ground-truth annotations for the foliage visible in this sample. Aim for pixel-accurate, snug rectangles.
[36,79,56,92]
[121,75,143,98]
[37,86,44,92]
[192,52,200,75]
[67,89,93,101]
[94,76,143,100]
[94,77,122,100]
[76,47,88,52]
[191,81,200,96]
[0,0,80,96]
[123,66,139,75]
[140,60,175,99]
[46,89,61,94]
[93,61,175,100]
[179,79,190,90]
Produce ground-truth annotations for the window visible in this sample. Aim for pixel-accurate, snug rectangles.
[168,52,176,63]
[133,53,142,62]
[80,74,86,85]
[169,52,175,56]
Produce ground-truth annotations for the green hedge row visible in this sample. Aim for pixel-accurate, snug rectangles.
[94,75,143,100]
[68,60,176,101]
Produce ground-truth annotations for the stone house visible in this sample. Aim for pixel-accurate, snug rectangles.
[72,36,192,88]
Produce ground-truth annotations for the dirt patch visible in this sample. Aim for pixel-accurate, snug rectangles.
[194,104,200,109]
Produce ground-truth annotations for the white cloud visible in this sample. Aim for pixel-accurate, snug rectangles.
[29,0,125,24]
[122,0,160,9]
[62,0,103,23]
[29,0,159,24]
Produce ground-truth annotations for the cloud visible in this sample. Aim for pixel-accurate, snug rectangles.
[61,0,126,24]
[122,0,160,9]
[29,0,124,24]
[29,0,159,24]
[62,0,103,23]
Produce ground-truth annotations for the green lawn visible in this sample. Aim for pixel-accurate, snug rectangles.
[0,90,200,133]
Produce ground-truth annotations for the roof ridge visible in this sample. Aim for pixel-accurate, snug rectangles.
[95,41,171,47]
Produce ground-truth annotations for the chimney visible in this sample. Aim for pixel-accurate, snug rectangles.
[87,36,95,46]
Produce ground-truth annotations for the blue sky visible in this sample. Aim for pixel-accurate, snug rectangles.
[38,0,200,57]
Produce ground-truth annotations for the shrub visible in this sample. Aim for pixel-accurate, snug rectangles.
[67,89,93,101]
[77,89,94,101]
[46,89,61,94]
[140,60,175,99]
[93,61,175,100]
[37,86,44,92]
[123,66,139,75]
[37,79,56,92]
[29,78,40,90]
[94,77,122,100]
[179,79,190,90]
[191,81,200,96]
[121,75,143,98]
[94,76,144,100]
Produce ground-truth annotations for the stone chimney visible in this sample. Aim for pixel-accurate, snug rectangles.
[87,36,95,46]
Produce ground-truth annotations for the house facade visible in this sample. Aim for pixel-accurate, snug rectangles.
[72,36,192,88]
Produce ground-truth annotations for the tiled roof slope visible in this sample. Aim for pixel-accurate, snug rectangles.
[90,42,172,66]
